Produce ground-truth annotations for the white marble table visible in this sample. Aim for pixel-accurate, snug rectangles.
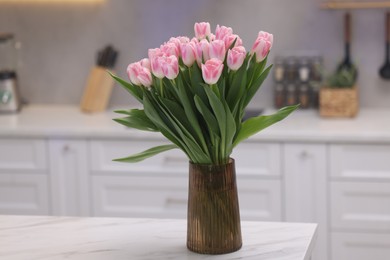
[0,215,317,260]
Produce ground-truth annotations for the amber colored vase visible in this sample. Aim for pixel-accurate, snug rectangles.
[187,158,242,254]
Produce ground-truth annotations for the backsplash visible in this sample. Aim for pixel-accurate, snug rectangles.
[0,0,389,109]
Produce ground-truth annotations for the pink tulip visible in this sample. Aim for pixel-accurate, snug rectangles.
[150,56,165,78]
[209,40,226,62]
[140,58,151,70]
[160,42,180,57]
[127,62,142,85]
[224,34,243,49]
[168,36,190,47]
[194,22,211,40]
[215,24,233,40]
[126,62,152,88]
[258,31,274,45]
[162,55,179,80]
[148,48,163,60]
[196,39,210,65]
[251,31,273,62]
[201,58,224,85]
[227,46,246,71]
[137,67,153,88]
[181,42,197,67]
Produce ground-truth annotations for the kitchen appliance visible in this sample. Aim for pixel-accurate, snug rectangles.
[0,33,21,113]
[379,12,390,79]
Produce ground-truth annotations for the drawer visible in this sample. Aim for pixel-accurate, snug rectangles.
[331,232,390,260]
[331,182,390,232]
[0,173,50,215]
[0,138,47,172]
[232,142,281,177]
[237,178,282,221]
[330,144,390,181]
[90,140,188,175]
[91,175,188,218]
[90,140,281,177]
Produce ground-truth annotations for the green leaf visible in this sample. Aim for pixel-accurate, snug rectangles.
[203,86,228,162]
[108,71,143,103]
[233,104,300,147]
[113,144,178,163]
[113,109,158,132]
[243,64,273,108]
[194,95,219,135]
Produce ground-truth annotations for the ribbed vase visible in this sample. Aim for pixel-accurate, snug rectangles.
[187,158,242,254]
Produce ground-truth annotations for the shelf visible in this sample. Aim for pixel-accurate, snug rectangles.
[321,1,390,9]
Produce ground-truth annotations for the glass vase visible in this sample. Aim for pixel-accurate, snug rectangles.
[187,158,242,254]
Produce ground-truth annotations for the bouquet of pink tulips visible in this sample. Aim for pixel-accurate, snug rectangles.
[111,22,298,165]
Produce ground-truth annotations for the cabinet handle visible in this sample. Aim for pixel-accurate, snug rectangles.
[63,145,70,152]
[300,150,309,159]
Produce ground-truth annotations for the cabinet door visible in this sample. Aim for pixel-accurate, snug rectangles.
[331,182,390,232]
[91,175,188,219]
[0,138,47,173]
[332,232,390,260]
[49,140,90,216]
[283,144,328,260]
[238,178,281,221]
[0,174,49,215]
[330,144,390,181]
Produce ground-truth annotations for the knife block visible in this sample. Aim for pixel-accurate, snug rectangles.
[80,66,114,113]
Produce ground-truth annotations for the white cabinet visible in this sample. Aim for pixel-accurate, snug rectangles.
[92,175,188,218]
[331,232,390,260]
[331,182,390,232]
[49,140,90,216]
[283,144,328,260]
[0,173,49,215]
[90,140,283,221]
[0,138,50,215]
[329,144,390,260]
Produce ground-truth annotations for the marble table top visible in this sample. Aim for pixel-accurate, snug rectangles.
[0,215,317,260]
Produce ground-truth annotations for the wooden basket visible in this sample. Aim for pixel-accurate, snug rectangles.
[319,87,358,117]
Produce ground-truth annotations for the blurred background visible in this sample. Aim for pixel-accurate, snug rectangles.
[0,0,389,109]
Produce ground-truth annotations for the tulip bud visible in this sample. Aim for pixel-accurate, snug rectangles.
[209,40,226,62]
[201,58,224,85]
[162,55,179,80]
[127,62,153,88]
[196,39,210,65]
[137,67,153,88]
[227,46,246,71]
[194,22,211,40]
[251,31,273,62]
[215,24,233,40]
[181,42,197,67]
[127,62,142,86]
[224,34,243,49]
[150,56,165,79]
[140,58,151,70]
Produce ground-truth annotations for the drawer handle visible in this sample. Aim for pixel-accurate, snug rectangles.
[63,145,70,152]
[300,151,309,159]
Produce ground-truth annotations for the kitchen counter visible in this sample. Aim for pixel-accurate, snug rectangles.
[0,215,317,260]
[0,104,390,143]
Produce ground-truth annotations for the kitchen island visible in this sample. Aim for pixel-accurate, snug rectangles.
[0,215,317,260]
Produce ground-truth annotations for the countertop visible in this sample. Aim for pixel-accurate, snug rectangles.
[0,215,317,260]
[0,104,390,143]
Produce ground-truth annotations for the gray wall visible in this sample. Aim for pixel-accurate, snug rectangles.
[1,0,389,109]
